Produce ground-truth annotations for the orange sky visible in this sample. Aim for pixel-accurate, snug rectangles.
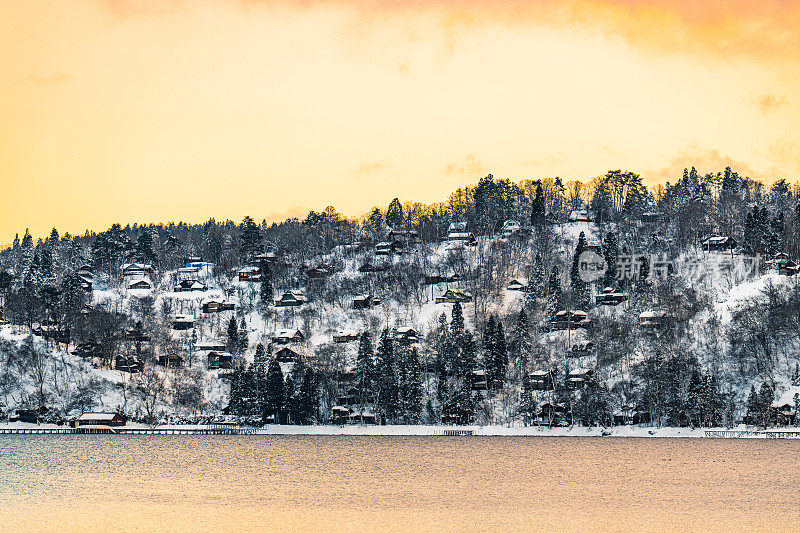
[1,0,798,244]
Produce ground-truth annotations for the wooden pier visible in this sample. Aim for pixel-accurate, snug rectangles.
[442,429,474,436]
[705,429,800,439]
[0,425,256,436]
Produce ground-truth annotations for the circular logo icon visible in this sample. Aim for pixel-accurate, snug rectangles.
[578,251,607,283]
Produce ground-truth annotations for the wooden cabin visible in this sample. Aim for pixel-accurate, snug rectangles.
[122,263,154,277]
[126,278,153,290]
[500,220,521,238]
[596,287,628,306]
[567,209,595,222]
[435,289,472,304]
[202,300,223,313]
[171,314,194,331]
[157,353,184,369]
[447,232,477,245]
[114,356,143,373]
[528,370,555,391]
[274,346,302,363]
[274,291,307,307]
[507,278,528,291]
[550,310,591,331]
[393,327,419,345]
[273,328,305,344]
[570,341,594,358]
[175,279,207,292]
[470,369,488,391]
[701,235,736,252]
[238,266,262,282]
[422,273,460,285]
[333,330,360,343]
[566,368,593,390]
[353,294,381,310]
[375,240,403,256]
[359,262,388,273]
[73,412,126,427]
[207,351,233,370]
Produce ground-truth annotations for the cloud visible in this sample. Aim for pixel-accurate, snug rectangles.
[263,205,309,222]
[752,93,786,114]
[445,155,487,178]
[91,1,800,62]
[27,73,74,84]
[646,146,760,183]
[353,161,389,180]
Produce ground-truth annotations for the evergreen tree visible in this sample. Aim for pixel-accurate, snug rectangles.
[397,346,422,423]
[450,302,464,336]
[602,231,618,287]
[356,331,375,407]
[570,231,589,303]
[135,229,157,264]
[238,318,248,355]
[227,317,239,354]
[239,216,262,257]
[259,262,274,310]
[386,198,404,229]
[261,358,285,423]
[530,181,545,226]
[374,330,399,422]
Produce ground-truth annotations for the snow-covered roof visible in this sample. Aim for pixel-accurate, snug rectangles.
[449,222,468,232]
[78,412,122,421]
[275,328,303,338]
[238,266,260,273]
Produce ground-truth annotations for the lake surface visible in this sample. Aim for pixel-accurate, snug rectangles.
[0,435,797,532]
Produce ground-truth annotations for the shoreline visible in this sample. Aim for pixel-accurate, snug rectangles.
[0,422,793,438]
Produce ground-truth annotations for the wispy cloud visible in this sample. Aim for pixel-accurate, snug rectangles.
[752,92,786,114]
[647,146,759,183]
[27,73,74,84]
[445,155,487,178]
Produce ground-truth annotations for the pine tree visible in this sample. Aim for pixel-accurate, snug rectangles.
[261,358,285,423]
[239,216,262,257]
[238,318,248,355]
[602,231,618,287]
[386,198,404,229]
[450,302,464,336]
[397,346,422,423]
[570,232,588,303]
[374,330,399,423]
[356,331,375,408]
[530,181,545,227]
[227,317,239,354]
[259,262,273,310]
[509,310,530,379]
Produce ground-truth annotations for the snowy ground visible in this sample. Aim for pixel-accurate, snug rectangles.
[0,421,776,438]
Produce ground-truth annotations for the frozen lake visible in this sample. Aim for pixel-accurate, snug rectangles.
[1,435,798,531]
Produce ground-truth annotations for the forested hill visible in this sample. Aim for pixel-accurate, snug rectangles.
[0,167,799,429]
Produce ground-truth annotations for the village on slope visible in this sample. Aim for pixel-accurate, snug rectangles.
[0,170,799,431]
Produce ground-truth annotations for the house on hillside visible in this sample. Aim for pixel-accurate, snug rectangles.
[435,289,472,304]
[157,353,184,369]
[333,330,360,343]
[393,327,419,345]
[567,210,595,222]
[175,279,207,292]
[701,235,736,252]
[387,228,419,241]
[305,264,333,279]
[359,262,388,273]
[528,370,555,391]
[171,314,194,331]
[375,240,403,256]
[207,351,233,370]
[127,278,152,290]
[422,273,460,285]
[238,266,262,282]
[638,310,673,328]
[570,341,594,358]
[550,310,591,330]
[122,263,154,278]
[114,356,143,373]
[500,220,521,238]
[274,290,306,307]
[353,294,381,310]
[566,368,593,390]
[507,278,528,291]
[274,346,302,363]
[596,287,628,306]
[447,231,477,246]
[273,328,305,344]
